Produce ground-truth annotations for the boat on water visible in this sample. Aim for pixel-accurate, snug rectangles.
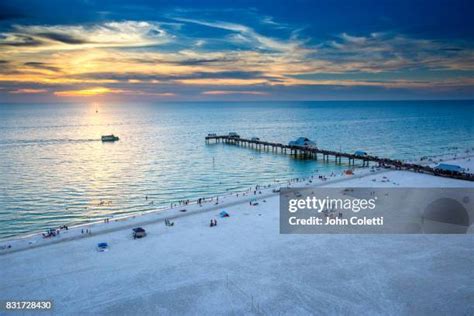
[101,135,119,142]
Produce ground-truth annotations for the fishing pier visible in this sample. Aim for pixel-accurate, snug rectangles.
[205,134,474,181]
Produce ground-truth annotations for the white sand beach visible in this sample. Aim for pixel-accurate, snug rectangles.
[1,156,473,315]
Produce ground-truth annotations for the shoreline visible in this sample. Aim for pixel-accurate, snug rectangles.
[0,165,384,255]
[1,151,473,255]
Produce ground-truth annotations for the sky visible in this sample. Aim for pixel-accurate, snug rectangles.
[0,0,473,102]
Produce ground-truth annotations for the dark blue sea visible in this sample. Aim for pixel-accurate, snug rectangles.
[0,100,473,238]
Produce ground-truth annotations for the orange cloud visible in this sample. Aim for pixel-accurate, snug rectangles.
[54,87,123,97]
[53,87,177,97]
[0,74,118,85]
[1,18,473,99]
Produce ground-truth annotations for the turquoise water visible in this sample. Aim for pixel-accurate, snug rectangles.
[0,100,473,239]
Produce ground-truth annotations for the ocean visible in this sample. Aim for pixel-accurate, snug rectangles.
[0,100,472,239]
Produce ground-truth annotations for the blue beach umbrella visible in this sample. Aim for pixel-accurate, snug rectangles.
[97,242,109,252]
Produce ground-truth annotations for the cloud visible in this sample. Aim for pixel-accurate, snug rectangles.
[24,62,60,72]
[36,32,89,44]
[176,78,268,86]
[174,17,305,53]
[202,90,268,95]
[54,87,123,97]
[317,32,474,72]
[0,34,43,47]
[0,13,473,100]
[53,86,176,97]
[70,70,266,82]
[0,21,173,51]
[275,77,474,89]
[9,88,47,94]
[133,91,176,97]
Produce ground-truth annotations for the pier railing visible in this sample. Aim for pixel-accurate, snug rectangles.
[205,135,474,182]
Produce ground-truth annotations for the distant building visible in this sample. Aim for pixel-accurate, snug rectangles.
[435,163,464,173]
[288,137,316,148]
[228,132,240,138]
[354,150,367,156]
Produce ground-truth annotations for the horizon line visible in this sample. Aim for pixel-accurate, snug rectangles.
[0,98,473,105]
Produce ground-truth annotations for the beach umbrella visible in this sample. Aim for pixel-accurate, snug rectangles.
[97,242,109,252]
